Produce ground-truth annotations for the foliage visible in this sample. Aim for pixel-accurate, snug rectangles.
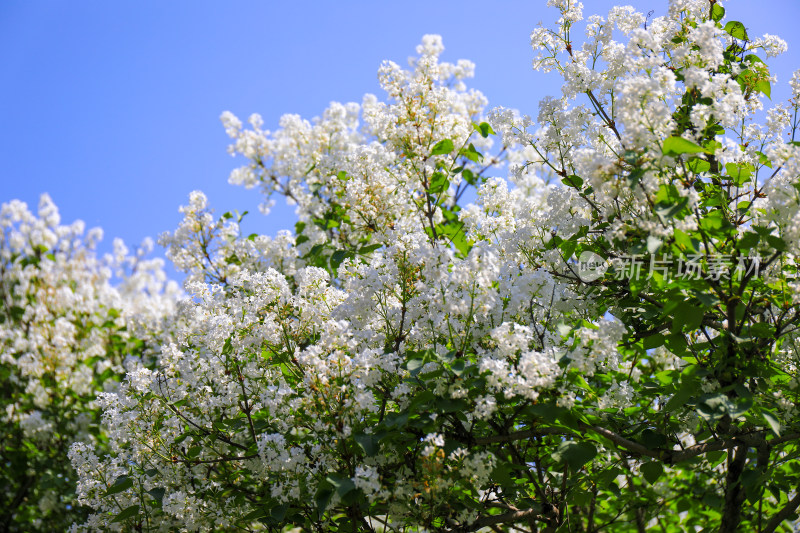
[4,0,800,531]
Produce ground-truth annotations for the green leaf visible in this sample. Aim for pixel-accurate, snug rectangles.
[748,322,774,338]
[8,305,25,321]
[665,383,694,412]
[474,121,495,138]
[755,150,772,168]
[315,484,334,517]
[271,504,289,522]
[354,434,379,457]
[187,446,202,459]
[641,462,663,484]
[336,170,349,181]
[725,162,753,186]
[703,492,724,510]
[724,20,748,41]
[104,475,133,496]
[306,243,325,259]
[744,54,765,65]
[643,334,665,350]
[430,139,454,155]
[561,175,583,189]
[358,244,382,255]
[752,225,775,238]
[435,398,468,413]
[439,350,457,363]
[383,411,409,429]
[148,487,165,505]
[111,504,140,523]
[491,462,516,487]
[766,235,786,251]
[429,172,449,194]
[711,4,725,22]
[551,441,597,471]
[707,450,727,467]
[676,499,692,512]
[693,291,719,308]
[406,358,426,376]
[221,336,234,356]
[460,143,483,162]
[755,79,771,99]
[736,232,759,250]
[687,157,711,174]
[673,229,698,254]
[526,403,561,424]
[672,302,705,330]
[655,197,688,220]
[437,219,472,257]
[330,249,353,270]
[663,136,711,156]
[762,410,781,436]
[462,168,477,185]
[560,239,577,260]
[626,168,644,188]
[699,210,729,232]
[697,392,752,422]
[326,474,357,498]
[241,507,268,522]
[640,429,668,449]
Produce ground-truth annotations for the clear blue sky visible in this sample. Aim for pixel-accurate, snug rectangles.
[2,1,798,276]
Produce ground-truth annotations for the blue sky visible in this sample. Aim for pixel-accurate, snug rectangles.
[2,1,798,276]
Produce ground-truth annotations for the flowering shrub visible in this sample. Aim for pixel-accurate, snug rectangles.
[0,195,178,530]
[3,0,798,531]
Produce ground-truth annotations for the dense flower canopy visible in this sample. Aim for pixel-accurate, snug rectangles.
[2,0,800,531]
[0,195,178,530]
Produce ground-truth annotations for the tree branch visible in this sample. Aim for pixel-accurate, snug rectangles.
[763,490,800,533]
[473,427,567,445]
[720,445,748,533]
[461,505,557,532]
[589,425,661,460]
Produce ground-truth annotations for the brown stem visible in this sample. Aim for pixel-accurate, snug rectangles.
[473,427,567,445]
[587,484,597,532]
[720,445,748,533]
[462,505,557,532]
